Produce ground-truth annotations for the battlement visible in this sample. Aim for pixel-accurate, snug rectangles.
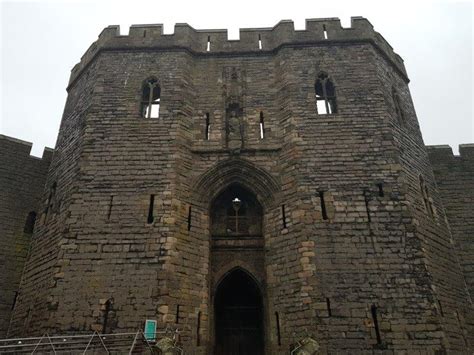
[69,17,407,87]
[0,134,54,162]
[426,144,474,162]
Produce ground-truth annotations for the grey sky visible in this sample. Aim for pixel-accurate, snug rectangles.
[1,0,472,156]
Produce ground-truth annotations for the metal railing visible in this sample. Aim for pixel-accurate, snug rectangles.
[0,328,182,354]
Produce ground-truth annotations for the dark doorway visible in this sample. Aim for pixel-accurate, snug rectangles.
[214,269,264,355]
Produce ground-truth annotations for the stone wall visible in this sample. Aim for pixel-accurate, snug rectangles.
[427,144,474,336]
[0,135,52,337]
[7,17,473,354]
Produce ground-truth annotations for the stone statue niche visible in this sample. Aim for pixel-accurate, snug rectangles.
[225,102,244,152]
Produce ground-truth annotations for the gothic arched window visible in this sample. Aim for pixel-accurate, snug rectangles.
[141,78,161,118]
[315,72,337,115]
[211,184,262,237]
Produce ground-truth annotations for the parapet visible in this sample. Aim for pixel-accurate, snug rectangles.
[69,17,407,87]
[426,144,474,163]
[0,134,54,162]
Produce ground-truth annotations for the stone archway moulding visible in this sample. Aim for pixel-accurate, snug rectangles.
[192,157,280,209]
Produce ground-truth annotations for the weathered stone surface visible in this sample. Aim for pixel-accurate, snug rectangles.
[0,135,52,338]
[2,17,473,354]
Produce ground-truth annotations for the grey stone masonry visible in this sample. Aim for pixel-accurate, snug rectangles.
[0,135,52,337]
[4,17,474,354]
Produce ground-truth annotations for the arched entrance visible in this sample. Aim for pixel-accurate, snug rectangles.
[214,269,264,355]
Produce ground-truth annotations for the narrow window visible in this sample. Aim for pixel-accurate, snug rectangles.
[258,34,262,50]
[107,195,114,220]
[147,194,155,224]
[143,30,147,37]
[196,311,201,346]
[205,113,210,140]
[392,88,405,124]
[319,191,328,220]
[11,291,18,310]
[315,72,337,115]
[371,304,382,345]
[141,78,160,118]
[103,298,112,334]
[24,211,37,234]
[187,206,192,231]
[176,304,180,324]
[376,183,384,197]
[259,111,265,139]
[326,298,332,317]
[275,312,281,346]
[207,36,211,52]
[323,24,328,39]
[281,205,287,229]
[363,190,371,222]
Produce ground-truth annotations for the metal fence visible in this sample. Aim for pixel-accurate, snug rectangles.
[0,328,183,354]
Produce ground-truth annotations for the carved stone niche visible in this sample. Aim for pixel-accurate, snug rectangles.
[225,103,244,152]
[222,67,246,153]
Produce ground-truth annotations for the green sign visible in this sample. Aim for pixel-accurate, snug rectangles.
[144,319,157,341]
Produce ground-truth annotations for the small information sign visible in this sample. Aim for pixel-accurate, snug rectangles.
[144,319,157,341]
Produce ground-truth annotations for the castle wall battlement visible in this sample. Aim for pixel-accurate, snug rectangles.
[0,135,54,161]
[68,17,407,87]
[426,143,474,161]
[427,143,474,305]
[0,135,53,337]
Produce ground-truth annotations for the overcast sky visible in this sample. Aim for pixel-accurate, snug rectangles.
[1,0,472,156]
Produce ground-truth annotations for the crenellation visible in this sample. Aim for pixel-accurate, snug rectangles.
[0,135,53,338]
[3,17,473,354]
[68,17,407,88]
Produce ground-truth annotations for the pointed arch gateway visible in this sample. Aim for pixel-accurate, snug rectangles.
[214,268,264,355]
[192,158,279,354]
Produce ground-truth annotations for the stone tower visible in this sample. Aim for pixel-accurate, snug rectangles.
[7,17,473,353]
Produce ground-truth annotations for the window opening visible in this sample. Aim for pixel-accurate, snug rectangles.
[207,36,211,52]
[143,30,147,37]
[103,298,113,334]
[258,34,262,50]
[211,184,262,238]
[205,113,210,140]
[187,206,192,231]
[176,304,180,324]
[315,73,337,115]
[141,78,160,118]
[323,24,328,39]
[371,304,382,345]
[363,190,371,222]
[11,292,18,310]
[377,183,384,197]
[196,311,201,346]
[326,298,332,317]
[107,195,114,220]
[24,211,37,234]
[281,204,287,229]
[275,312,281,346]
[147,194,155,224]
[319,191,328,220]
[259,111,265,139]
